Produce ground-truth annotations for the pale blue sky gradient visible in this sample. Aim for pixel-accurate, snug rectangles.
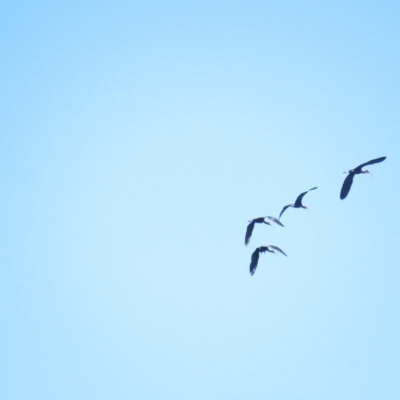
[1,2,400,399]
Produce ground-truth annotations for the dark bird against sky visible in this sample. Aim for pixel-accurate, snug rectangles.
[249,245,288,276]
[245,216,284,246]
[279,187,317,219]
[340,157,386,200]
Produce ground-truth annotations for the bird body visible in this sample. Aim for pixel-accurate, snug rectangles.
[279,187,317,219]
[249,245,287,276]
[340,157,386,199]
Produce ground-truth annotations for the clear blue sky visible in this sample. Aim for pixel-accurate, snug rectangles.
[1,1,400,399]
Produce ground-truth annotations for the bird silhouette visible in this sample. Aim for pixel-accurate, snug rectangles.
[340,157,386,200]
[245,216,284,246]
[279,187,317,219]
[249,245,287,276]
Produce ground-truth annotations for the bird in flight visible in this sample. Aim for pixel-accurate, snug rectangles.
[245,216,284,246]
[340,157,386,200]
[249,245,287,276]
[279,187,318,219]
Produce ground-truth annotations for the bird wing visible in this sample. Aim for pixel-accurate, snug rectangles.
[357,156,387,170]
[340,173,354,200]
[279,205,291,219]
[249,249,260,275]
[266,216,284,227]
[268,245,287,257]
[294,191,308,207]
[294,187,317,207]
[245,221,255,246]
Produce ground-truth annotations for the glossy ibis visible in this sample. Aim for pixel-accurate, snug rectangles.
[249,245,287,276]
[245,216,284,246]
[340,157,386,200]
[279,187,317,219]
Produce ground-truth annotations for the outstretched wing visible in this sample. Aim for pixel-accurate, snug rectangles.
[245,221,255,246]
[294,191,308,207]
[268,245,287,257]
[294,187,317,207]
[249,249,260,276]
[279,205,291,219]
[340,173,354,200]
[357,156,386,170]
[266,216,284,227]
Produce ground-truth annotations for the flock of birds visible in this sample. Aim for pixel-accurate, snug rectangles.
[245,157,387,276]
